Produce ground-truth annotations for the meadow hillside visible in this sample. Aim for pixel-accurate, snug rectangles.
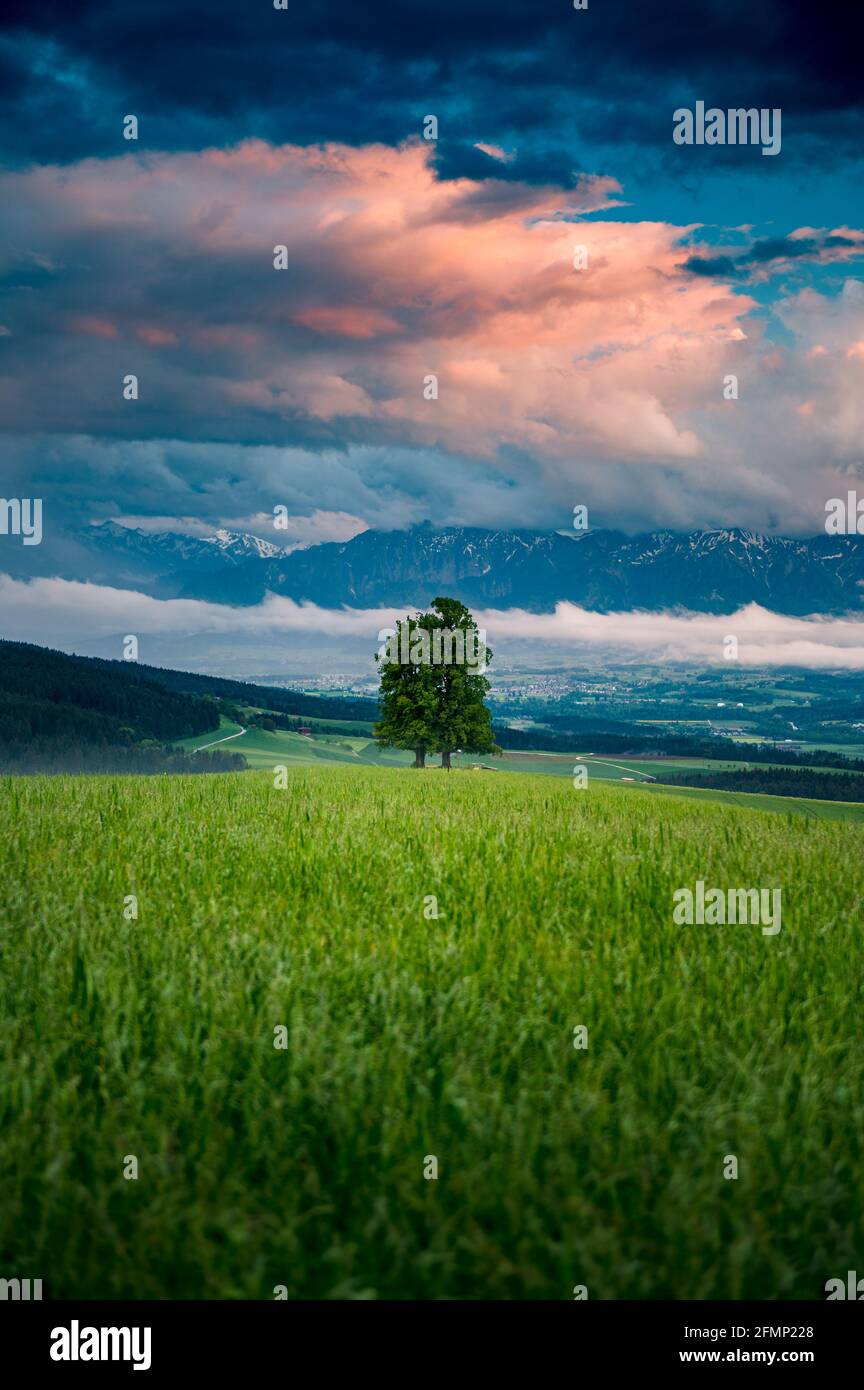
[1,765,862,1299]
[180,720,864,821]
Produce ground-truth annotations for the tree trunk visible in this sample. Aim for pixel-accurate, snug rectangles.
[441,750,452,771]
[413,748,426,768]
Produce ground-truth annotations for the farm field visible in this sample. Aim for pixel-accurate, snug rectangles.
[502,751,747,780]
[1,764,862,1299]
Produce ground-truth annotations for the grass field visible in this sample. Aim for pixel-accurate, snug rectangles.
[1,763,862,1299]
[180,723,864,822]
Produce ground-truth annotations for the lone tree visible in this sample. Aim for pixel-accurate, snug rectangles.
[428,597,497,769]
[374,597,499,770]
[374,611,438,767]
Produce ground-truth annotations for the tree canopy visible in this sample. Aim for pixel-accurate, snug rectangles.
[374,597,499,769]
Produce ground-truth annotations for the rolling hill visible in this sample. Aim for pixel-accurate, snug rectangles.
[0,641,237,774]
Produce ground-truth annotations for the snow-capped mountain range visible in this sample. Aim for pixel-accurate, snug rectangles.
[72,519,864,616]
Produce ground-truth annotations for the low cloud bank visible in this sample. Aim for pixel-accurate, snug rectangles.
[2,575,864,671]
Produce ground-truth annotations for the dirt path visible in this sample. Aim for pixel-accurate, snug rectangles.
[193,726,246,753]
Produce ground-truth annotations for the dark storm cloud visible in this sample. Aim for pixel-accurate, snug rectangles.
[685,232,862,280]
[431,141,583,188]
[0,0,861,170]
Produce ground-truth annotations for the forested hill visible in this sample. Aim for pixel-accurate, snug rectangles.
[662,765,864,803]
[0,640,238,774]
[102,658,380,723]
[0,640,383,774]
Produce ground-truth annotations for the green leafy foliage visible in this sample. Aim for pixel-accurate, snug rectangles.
[375,598,498,767]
